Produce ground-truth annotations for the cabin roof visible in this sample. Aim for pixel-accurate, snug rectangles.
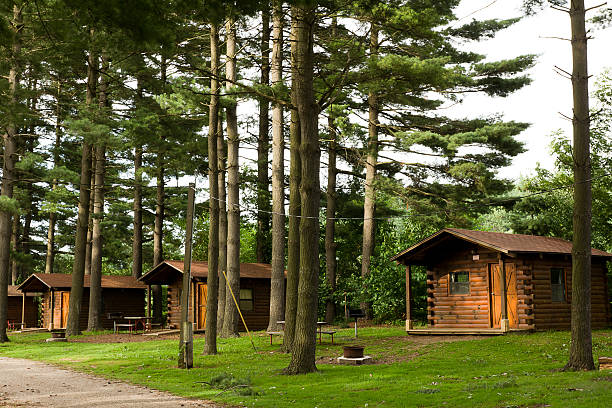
[17,273,146,292]
[8,285,37,297]
[139,260,276,285]
[391,228,612,264]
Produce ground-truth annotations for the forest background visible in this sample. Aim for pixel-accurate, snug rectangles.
[0,0,610,327]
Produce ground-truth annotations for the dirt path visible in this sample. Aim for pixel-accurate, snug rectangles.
[0,357,219,408]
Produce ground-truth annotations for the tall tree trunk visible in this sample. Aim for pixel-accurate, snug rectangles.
[152,56,167,324]
[325,113,337,324]
[66,41,97,337]
[565,0,594,371]
[132,75,144,279]
[84,152,95,276]
[360,25,379,320]
[282,19,301,354]
[203,23,220,355]
[0,4,21,342]
[10,217,19,285]
[88,55,108,332]
[222,16,241,338]
[45,80,62,275]
[267,0,285,333]
[256,7,271,264]
[286,5,319,375]
[217,116,227,332]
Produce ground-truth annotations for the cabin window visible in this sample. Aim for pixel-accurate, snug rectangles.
[239,288,254,312]
[449,271,470,295]
[551,268,565,302]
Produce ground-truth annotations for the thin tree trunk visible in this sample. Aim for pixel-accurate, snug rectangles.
[10,217,19,285]
[0,5,21,342]
[286,5,319,375]
[178,183,195,368]
[66,41,97,337]
[84,151,95,276]
[217,116,227,332]
[282,19,301,354]
[565,0,594,371]
[203,23,220,355]
[132,75,144,279]
[45,80,62,275]
[152,56,167,324]
[267,0,285,333]
[325,113,337,324]
[222,16,241,338]
[88,55,108,332]
[256,7,271,264]
[360,25,379,320]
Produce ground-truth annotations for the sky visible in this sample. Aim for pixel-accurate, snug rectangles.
[453,0,612,180]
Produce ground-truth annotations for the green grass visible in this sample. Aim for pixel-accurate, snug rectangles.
[1,327,611,407]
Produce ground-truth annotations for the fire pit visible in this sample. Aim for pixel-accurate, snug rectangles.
[343,345,365,359]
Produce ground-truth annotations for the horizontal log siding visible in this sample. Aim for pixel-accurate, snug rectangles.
[527,255,610,330]
[428,248,497,329]
[7,296,38,327]
[165,277,272,332]
[42,289,145,331]
[513,259,535,330]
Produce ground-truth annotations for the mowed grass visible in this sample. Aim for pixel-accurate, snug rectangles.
[1,327,611,407]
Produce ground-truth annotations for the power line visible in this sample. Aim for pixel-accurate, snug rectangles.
[197,171,612,221]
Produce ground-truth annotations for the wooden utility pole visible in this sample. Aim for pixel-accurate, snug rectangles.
[179,183,195,369]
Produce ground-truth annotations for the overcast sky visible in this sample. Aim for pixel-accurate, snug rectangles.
[453,0,612,180]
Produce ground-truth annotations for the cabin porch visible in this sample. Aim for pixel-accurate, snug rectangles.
[405,327,530,336]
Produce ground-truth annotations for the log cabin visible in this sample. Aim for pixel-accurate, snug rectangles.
[391,228,612,334]
[139,260,274,331]
[17,274,147,331]
[7,285,38,329]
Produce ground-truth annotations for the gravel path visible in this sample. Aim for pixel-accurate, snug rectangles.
[0,357,219,407]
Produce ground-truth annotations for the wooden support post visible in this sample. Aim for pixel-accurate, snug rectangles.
[499,254,509,332]
[405,265,413,330]
[50,289,54,330]
[179,182,195,369]
[147,285,151,318]
[21,292,25,329]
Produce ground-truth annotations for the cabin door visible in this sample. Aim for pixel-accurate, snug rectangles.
[60,291,70,328]
[489,263,518,329]
[197,283,207,330]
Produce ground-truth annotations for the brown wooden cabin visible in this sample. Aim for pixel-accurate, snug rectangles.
[7,285,38,329]
[139,260,274,331]
[17,274,146,331]
[391,228,612,334]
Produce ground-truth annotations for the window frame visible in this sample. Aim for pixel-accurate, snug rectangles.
[239,288,254,312]
[550,268,566,302]
[448,271,470,295]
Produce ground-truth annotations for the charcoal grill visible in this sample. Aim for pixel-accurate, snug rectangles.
[348,308,365,338]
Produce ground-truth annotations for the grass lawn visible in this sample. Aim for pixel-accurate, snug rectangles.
[1,327,611,407]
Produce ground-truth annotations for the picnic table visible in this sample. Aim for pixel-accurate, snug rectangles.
[124,316,154,333]
[266,320,336,344]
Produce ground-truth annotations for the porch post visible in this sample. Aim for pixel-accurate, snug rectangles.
[499,254,509,332]
[405,265,413,330]
[50,289,54,330]
[147,285,152,318]
[21,293,26,329]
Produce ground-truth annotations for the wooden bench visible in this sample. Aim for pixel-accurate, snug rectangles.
[114,323,136,334]
[318,329,337,344]
[266,331,283,345]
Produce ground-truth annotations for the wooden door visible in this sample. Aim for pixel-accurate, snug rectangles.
[505,263,518,328]
[60,291,70,328]
[489,263,518,329]
[197,283,207,329]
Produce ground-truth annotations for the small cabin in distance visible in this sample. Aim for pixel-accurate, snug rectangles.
[7,285,38,329]
[139,260,275,331]
[17,274,147,331]
[391,228,611,334]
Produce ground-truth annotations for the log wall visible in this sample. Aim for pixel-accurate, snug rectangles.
[41,289,145,331]
[428,247,497,329]
[527,255,610,330]
[165,277,272,331]
[7,296,38,327]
